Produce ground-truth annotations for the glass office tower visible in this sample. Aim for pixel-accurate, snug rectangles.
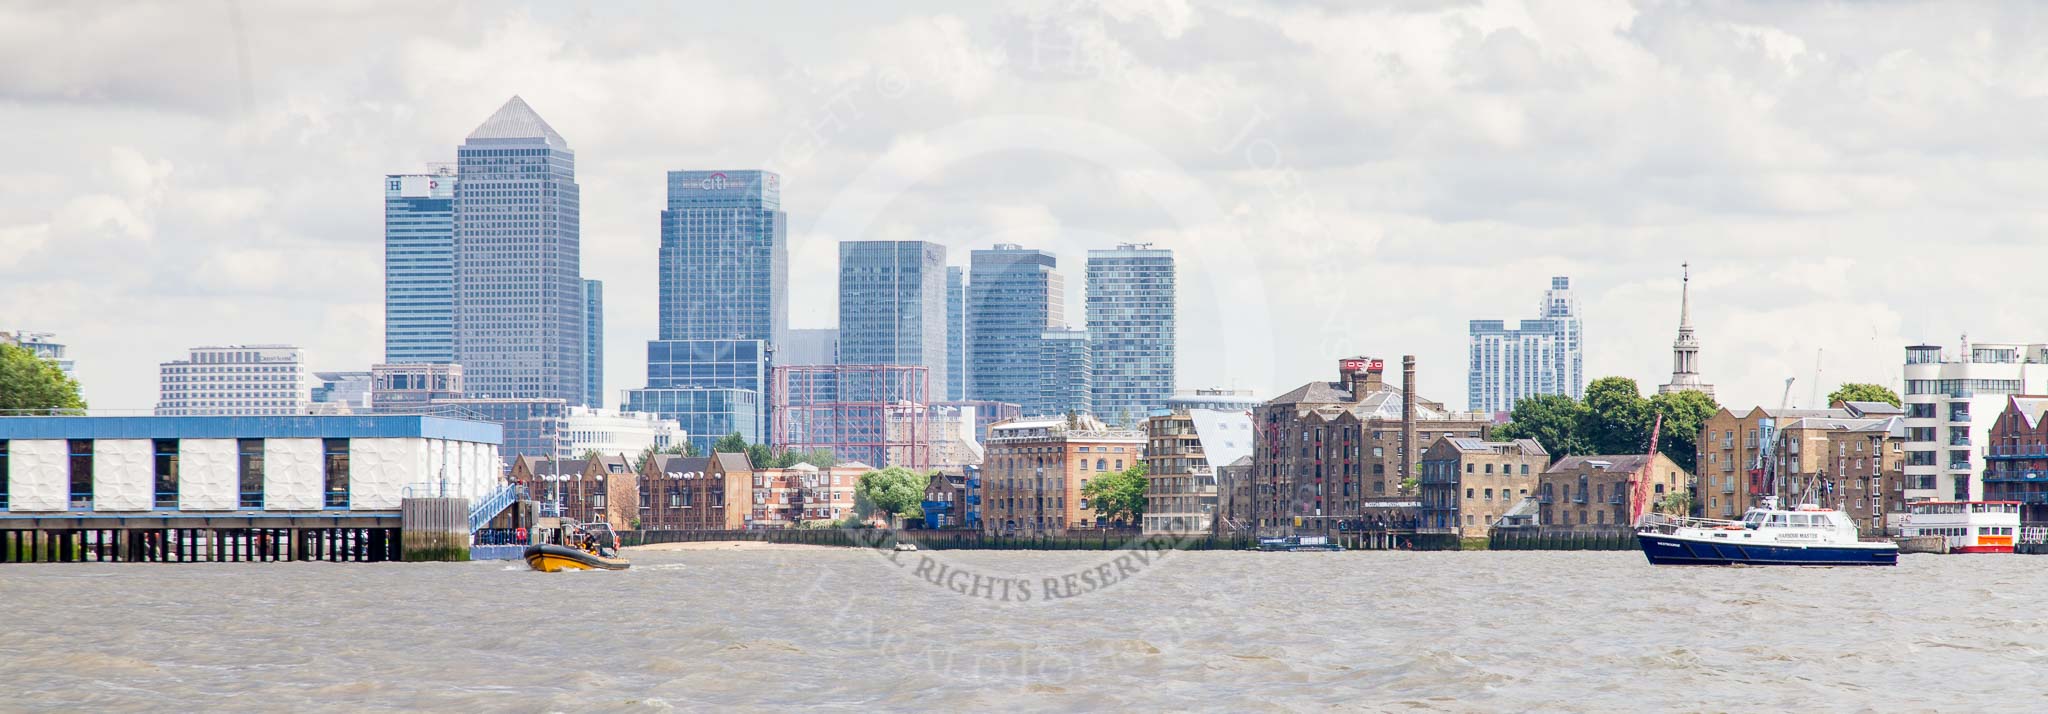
[451,96,585,404]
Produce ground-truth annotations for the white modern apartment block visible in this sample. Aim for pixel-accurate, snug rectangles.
[559,406,682,459]
[2,330,75,379]
[1467,277,1584,414]
[1902,341,2048,502]
[157,345,311,417]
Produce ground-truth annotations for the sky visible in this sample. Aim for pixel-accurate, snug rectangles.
[7,0,2048,413]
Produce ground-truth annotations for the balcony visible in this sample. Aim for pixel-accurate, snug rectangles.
[1950,437,1972,447]
[1950,413,1971,424]
[1985,471,2048,483]
[1606,495,1624,505]
[1987,445,2048,459]
[1570,494,1587,504]
[1535,494,1554,504]
[2021,493,2048,505]
[1950,462,1973,472]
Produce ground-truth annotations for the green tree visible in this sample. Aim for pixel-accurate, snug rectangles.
[1579,377,1654,456]
[1828,383,1902,408]
[853,466,927,524]
[1491,394,1590,461]
[1082,462,1149,526]
[0,343,85,413]
[1656,489,1695,517]
[1649,389,1719,473]
[745,443,775,471]
[712,432,749,455]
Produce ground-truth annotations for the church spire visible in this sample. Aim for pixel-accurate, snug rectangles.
[1659,262,1714,400]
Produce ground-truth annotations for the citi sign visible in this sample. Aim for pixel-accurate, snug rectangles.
[696,172,735,190]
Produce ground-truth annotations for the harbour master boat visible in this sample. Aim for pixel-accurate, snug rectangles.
[1636,498,1898,566]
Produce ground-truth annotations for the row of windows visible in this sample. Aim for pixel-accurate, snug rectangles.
[0,439,350,511]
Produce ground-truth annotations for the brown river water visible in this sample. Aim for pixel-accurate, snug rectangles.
[3,547,2045,712]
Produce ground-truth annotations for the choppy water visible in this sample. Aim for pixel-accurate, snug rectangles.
[3,547,2045,711]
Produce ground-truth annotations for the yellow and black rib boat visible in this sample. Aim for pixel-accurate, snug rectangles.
[523,543,632,572]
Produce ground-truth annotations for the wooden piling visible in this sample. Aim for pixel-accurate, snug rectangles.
[401,497,472,562]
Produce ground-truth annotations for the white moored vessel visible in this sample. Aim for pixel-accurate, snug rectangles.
[1899,501,2020,554]
[1637,498,1898,566]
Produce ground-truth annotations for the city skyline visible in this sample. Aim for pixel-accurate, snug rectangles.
[13,3,2041,414]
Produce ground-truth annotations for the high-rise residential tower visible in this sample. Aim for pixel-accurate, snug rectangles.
[626,170,787,448]
[838,241,947,390]
[1467,276,1584,414]
[383,167,457,364]
[947,266,966,401]
[451,96,585,404]
[584,279,604,409]
[1086,243,1176,425]
[968,244,1064,410]
[1037,327,1093,417]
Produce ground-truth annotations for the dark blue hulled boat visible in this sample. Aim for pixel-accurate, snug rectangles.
[1637,499,1898,566]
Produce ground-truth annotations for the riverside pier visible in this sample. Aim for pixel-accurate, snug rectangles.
[0,414,519,563]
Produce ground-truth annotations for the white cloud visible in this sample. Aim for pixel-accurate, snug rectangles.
[6,1,2048,413]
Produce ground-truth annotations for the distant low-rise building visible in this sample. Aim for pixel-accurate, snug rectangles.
[1772,414,1906,535]
[157,345,310,417]
[510,453,637,530]
[921,469,980,529]
[637,452,752,530]
[1538,453,1688,527]
[2,330,75,380]
[1980,396,2048,529]
[981,414,1143,533]
[1141,396,1256,535]
[1252,356,1490,535]
[309,371,373,414]
[1419,437,1548,537]
[561,406,681,459]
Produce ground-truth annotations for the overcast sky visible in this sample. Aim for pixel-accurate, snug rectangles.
[7,0,2048,412]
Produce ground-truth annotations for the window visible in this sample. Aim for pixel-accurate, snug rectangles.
[323,439,350,508]
[154,439,179,508]
[1520,464,1529,475]
[238,438,265,509]
[1465,488,1474,498]
[1096,458,1106,471]
[1485,463,1494,474]
[1466,463,1474,473]
[0,440,9,510]
[68,439,93,510]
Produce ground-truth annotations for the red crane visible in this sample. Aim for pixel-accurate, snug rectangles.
[1629,413,1664,526]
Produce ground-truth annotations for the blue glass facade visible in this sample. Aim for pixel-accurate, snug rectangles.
[383,170,457,364]
[1036,328,1093,417]
[1085,245,1176,426]
[838,241,947,389]
[659,170,787,343]
[968,244,1064,409]
[624,388,761,454]
[583,279,604,409]
[947,266,966,401]
[452,96,585,405]
[636,338,768,441]
[641,170,786,446]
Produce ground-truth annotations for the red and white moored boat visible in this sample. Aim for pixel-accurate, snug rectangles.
[1900,501,2020,553]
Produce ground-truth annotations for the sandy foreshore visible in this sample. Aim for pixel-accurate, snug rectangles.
[624,540,851,552]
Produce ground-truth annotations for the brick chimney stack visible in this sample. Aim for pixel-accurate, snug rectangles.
[1402,355,1418,484]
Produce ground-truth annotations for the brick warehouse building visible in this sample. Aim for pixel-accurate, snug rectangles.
[1983,396,2048,527]
[1252,356,1490,535]
[980,414,1143,534]
[1418,437,1548,537]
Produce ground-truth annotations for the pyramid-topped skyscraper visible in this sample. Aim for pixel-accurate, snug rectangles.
[451,96,587,404]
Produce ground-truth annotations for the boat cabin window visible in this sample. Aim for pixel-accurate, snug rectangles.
[1743,511,1766,528]
[1766,514,1787,527]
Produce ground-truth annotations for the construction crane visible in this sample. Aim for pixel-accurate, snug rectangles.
[1780,377,1796,410]
[1629,413,1664,526]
